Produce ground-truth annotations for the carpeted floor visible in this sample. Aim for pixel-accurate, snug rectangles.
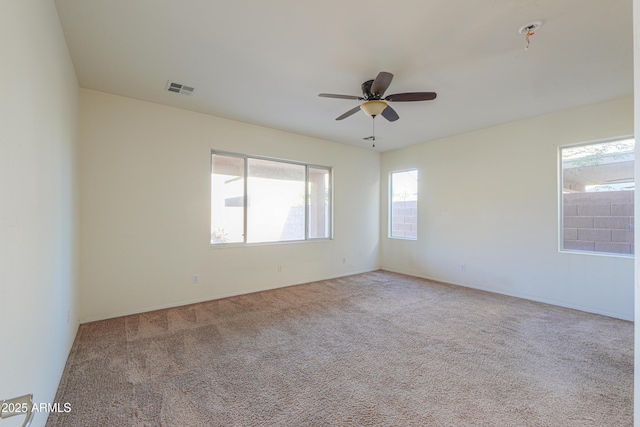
[47,270,633,426]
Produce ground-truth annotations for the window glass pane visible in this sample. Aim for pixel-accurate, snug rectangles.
[308,167,331,239]
[211,154,245,244]
[561,139,635,255]
[390,169,418,239]
[247,158,306,243]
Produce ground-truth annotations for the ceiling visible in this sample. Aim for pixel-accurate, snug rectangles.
[54,0,633,152]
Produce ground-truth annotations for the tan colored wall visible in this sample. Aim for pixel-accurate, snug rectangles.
[381,96,634,320]
[78,89,381,322]
[0,2,80,425]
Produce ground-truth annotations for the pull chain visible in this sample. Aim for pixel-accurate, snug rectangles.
[372,117,376,148]
[363,116,378,147]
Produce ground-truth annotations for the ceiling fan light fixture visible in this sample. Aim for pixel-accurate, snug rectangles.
[360,100,387,117]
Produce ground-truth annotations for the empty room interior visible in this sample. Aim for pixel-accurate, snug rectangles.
[2,1,639,426]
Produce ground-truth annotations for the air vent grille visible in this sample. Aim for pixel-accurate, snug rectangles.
[166,81,195,96]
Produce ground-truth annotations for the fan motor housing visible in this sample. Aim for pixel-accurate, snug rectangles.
[361,80,377,99]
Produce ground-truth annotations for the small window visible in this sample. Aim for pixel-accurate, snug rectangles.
[211,151,332,245]
[560,138,635,255]
[390,169,418,239]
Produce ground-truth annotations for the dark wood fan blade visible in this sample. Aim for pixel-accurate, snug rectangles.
[335,105,362,120]
[370,72,393,97]
[381,105,399,122]
[319,93,364,100]
[384,92,437,102]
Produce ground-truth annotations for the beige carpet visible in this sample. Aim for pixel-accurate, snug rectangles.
[47,271,633,426]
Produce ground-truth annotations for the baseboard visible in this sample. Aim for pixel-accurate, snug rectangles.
[380,267,633,321]
[79,267,381,324]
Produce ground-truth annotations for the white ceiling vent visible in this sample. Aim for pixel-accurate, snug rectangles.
[166,80,195,96]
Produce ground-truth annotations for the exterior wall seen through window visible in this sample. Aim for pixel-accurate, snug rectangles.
[390,169,418,239]
[560,138,634,256]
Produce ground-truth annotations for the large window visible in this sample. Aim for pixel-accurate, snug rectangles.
[390,169,418,239]
[560,138,634,256]
[211,151,331,245]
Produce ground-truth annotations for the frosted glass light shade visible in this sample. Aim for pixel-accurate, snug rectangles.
[360,100,387,117]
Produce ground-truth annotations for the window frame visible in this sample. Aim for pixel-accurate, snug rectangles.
[389,168,419,240]
[211,150,333,246]
[558,136,635,257]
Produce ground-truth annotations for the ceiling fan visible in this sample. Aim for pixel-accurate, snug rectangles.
[318,71,437,122]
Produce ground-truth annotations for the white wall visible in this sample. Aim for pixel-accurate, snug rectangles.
[381,96,634,320]
[633,0,640,424]
[78,89,380,322]
[0,1,79,426]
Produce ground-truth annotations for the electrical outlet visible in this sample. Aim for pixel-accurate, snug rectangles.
[460,264,466,271]
[192,274,199,284]
[277,264,282,272]
[343,257,347,264]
